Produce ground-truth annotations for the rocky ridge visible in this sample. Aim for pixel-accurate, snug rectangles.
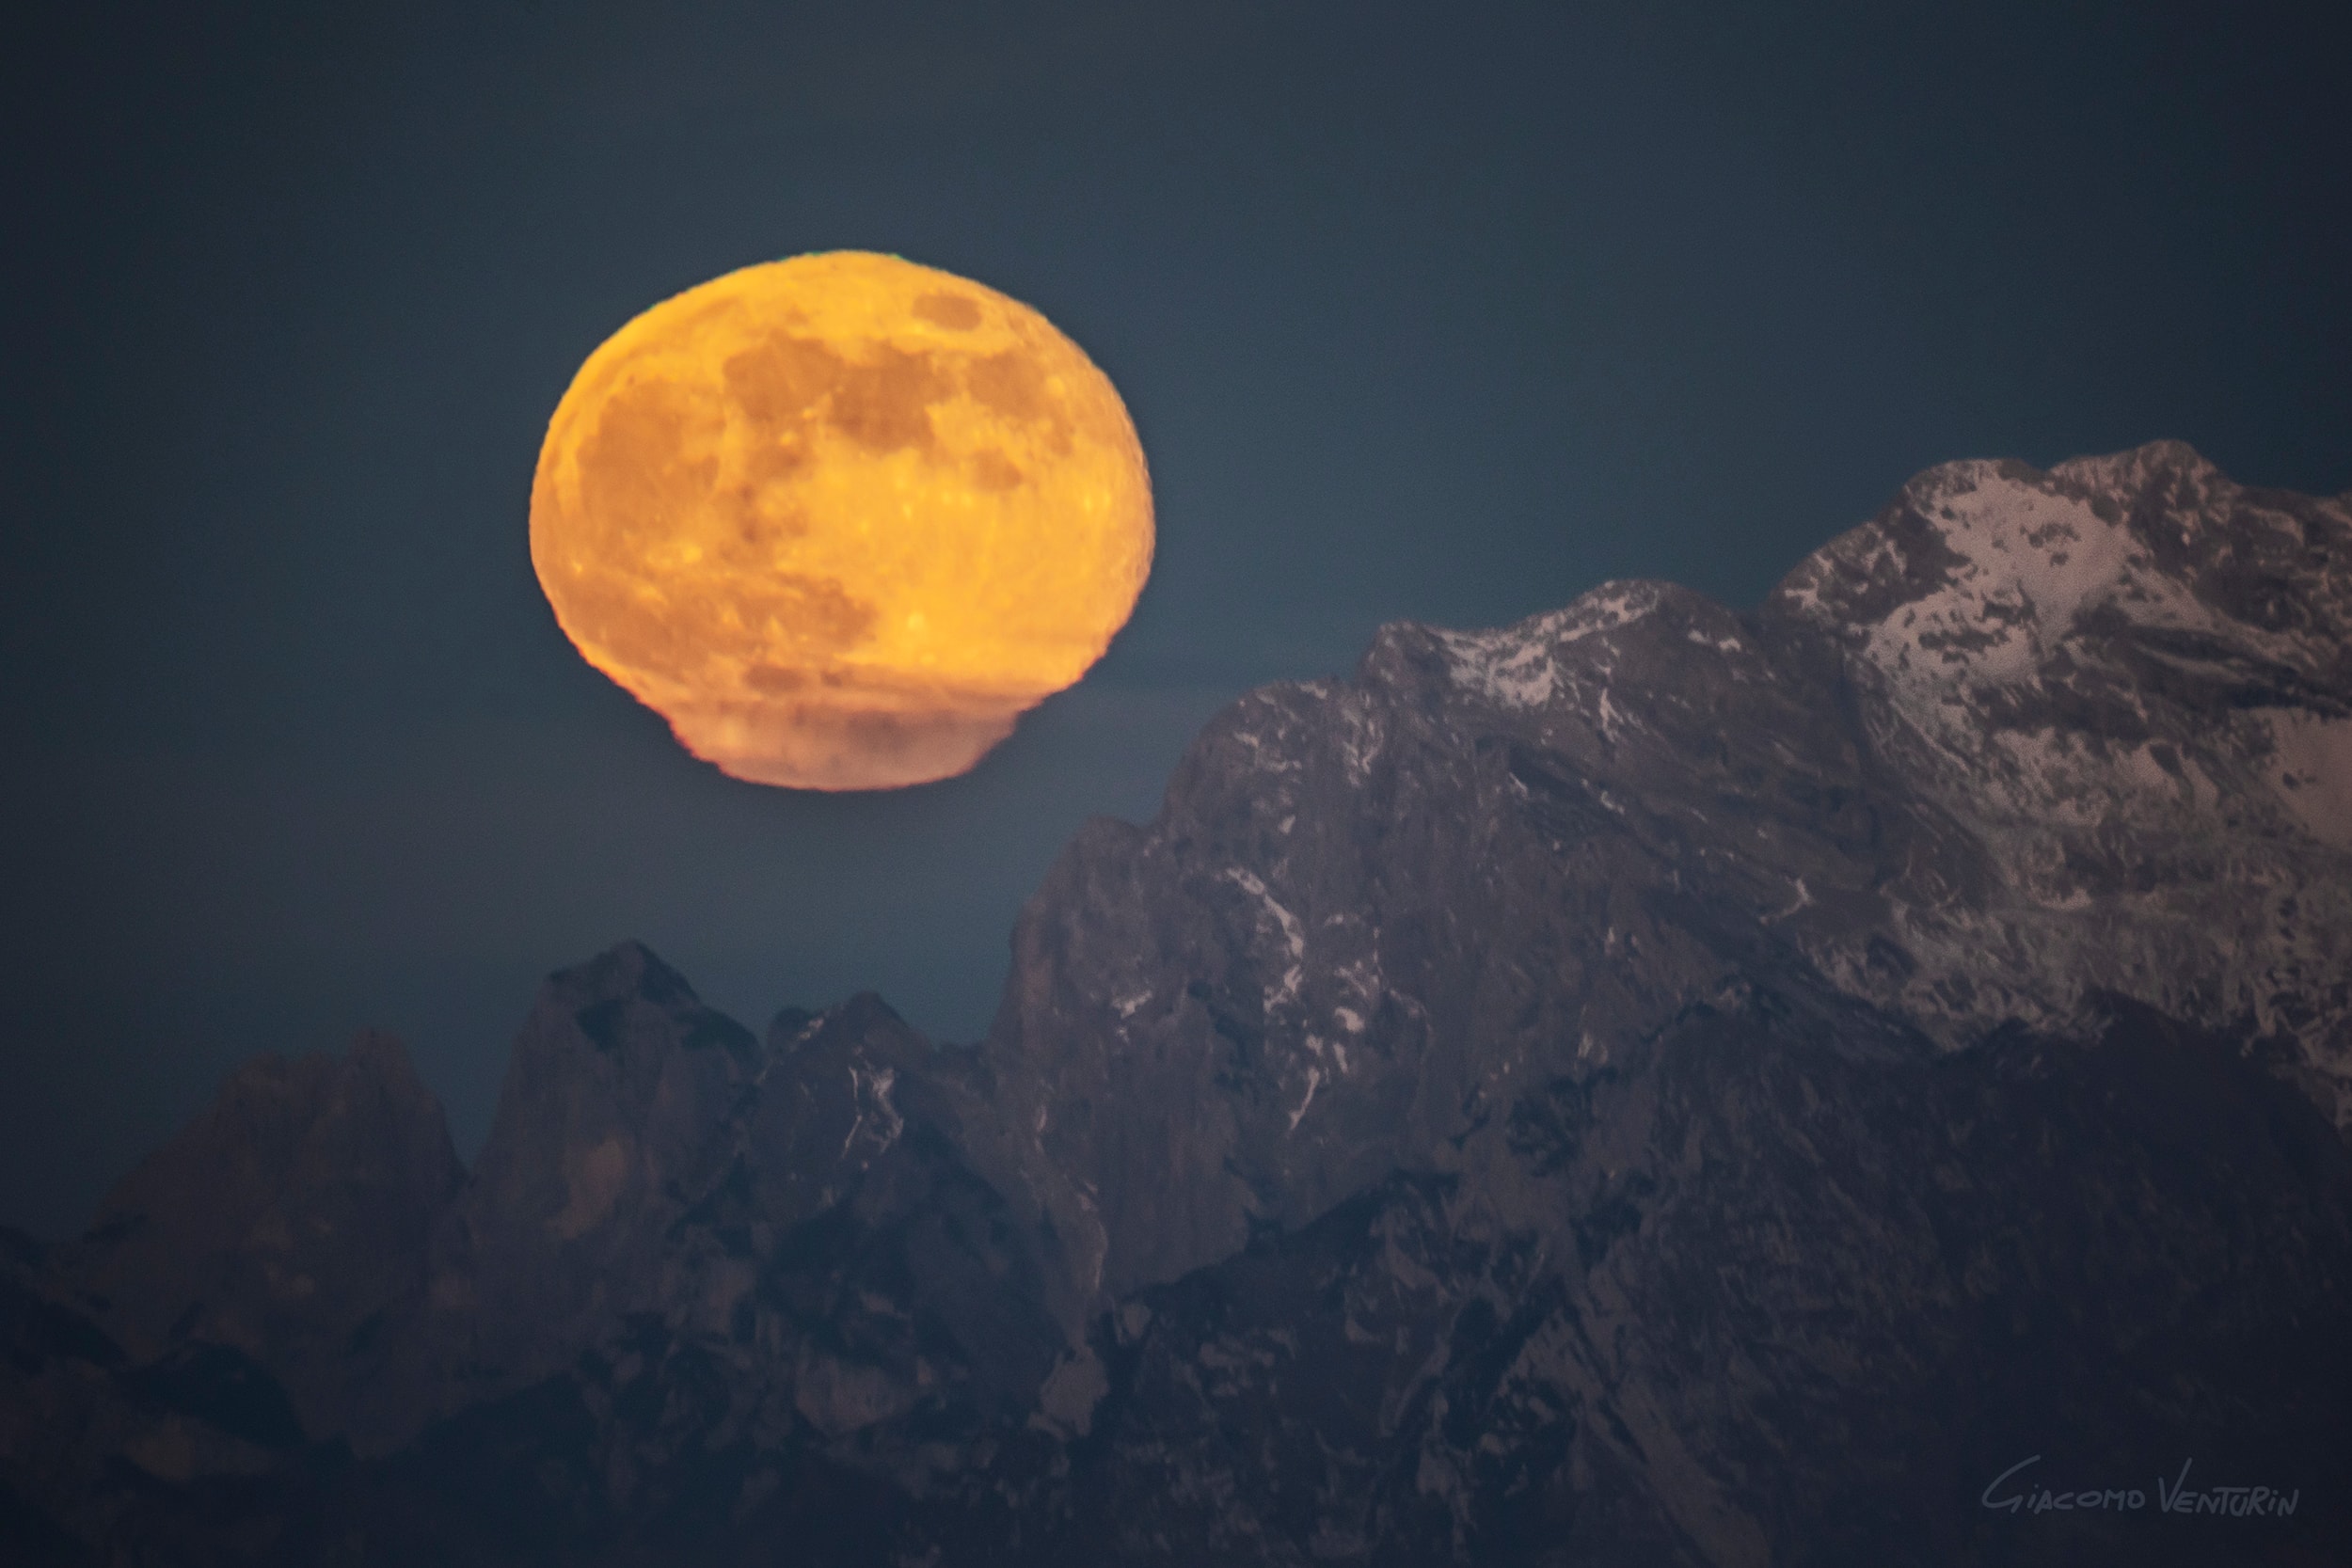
[973,440,2352,1312]
[6,441,2348,1566]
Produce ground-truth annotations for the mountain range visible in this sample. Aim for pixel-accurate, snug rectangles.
[5,440,2348,1565]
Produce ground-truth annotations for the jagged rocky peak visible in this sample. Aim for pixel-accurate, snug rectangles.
[421,942,762,1383]
[395,947,1063,1444]
[977,443,2352,1320]
[523,938,759,1064]
[1753,441,2352,1111]
[1769,441,2352,739]
[463,939,760,1221]
[371,952,1070,1471]
[979,578,1873,1307]
[1776,440,2351,653]
[67,1028,459,1438]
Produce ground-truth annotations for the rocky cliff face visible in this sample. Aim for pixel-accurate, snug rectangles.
[975,441,2351,1318]
[1765,443,2352,1102]
[236,943,1070,1466]
[7,442,2348,1566]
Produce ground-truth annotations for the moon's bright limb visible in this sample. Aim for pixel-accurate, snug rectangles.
[530,252,1153,790]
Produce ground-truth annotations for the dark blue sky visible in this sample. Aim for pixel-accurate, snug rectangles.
[3,0,2345,1236]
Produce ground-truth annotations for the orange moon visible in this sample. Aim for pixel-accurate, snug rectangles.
[530,252,1153,790]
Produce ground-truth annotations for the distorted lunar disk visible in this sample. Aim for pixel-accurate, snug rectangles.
[530,252,1154,790]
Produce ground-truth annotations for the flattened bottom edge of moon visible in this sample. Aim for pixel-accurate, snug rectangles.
[664,693,1040,790]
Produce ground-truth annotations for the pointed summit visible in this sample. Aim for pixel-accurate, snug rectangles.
[423,941,765,1394]
[541,938,699,1011]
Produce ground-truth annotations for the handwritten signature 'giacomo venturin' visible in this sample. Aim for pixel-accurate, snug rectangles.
[1982,1456,2299,1519]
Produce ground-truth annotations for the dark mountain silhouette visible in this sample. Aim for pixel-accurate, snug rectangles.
[6,442,2349,1565]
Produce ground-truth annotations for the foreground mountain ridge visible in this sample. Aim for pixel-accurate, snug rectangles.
[5,441,2348,1566]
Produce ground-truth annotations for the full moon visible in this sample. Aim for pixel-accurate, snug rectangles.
[530,252,1153,790]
